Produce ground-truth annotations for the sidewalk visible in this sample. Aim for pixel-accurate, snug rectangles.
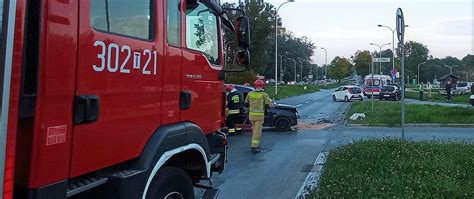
[405,98,472,108]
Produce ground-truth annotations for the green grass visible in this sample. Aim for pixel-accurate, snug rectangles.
[346,101,474,125]
[266,85,320,99]
[405,91,471,104]
[313,139,474,198]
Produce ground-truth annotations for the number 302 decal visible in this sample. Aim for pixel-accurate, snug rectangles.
[92,40,157,75]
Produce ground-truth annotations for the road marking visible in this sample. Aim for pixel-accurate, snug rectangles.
[312,99,317,101]
[305,101,311,104]
[295,151,328,199]
[296,104,303,107]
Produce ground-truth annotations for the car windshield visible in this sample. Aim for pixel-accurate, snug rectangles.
[349,87,361,94]
[457,83,467,87]
[381,86,395,92]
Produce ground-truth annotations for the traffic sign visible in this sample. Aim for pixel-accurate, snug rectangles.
[396,8,405,43]
[391,68,397,76]
[373,58,391,63]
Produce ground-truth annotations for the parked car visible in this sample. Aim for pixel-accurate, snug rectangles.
[332,86,363,102]
[456,82,471,94]
[379,85,401,101]
[287,81,297,85]
[226,84,299,131]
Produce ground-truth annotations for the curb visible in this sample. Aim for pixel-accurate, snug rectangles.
[295,151,329,199]
[346,123,474,128]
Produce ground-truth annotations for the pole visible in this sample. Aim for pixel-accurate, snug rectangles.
[274,1,294,95]
[378,46,382,74]
[300,62,303,82]
[371,55,374,112]
[392,30,395,70]
[321,47,327,79]
[274,13,278,95]
[401,44,406,140]
[295,59,296,84]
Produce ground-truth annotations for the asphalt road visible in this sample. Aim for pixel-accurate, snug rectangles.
[200,89,474,199]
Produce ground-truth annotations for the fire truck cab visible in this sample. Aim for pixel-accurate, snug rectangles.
[0,0,249,198]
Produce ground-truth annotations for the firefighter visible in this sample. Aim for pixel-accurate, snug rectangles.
[245,80,273,153]
[225,84,243,135]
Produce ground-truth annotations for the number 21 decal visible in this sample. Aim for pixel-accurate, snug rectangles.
[93,40,157,75]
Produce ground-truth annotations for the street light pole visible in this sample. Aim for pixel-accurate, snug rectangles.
[370,42,391,74]
[275,0,295,95]
[321,47,327,79]
[300,61,304,82]
[378,25,395,70]
[444,65,458,74]
[378,24,409,71]
[278,54,285,82]
[417,62,426,85]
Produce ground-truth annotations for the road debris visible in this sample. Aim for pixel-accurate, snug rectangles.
[349,113,366,120]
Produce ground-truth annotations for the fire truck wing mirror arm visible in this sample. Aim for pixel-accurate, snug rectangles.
[235,16,250,49]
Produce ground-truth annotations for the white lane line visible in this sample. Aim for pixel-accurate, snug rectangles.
[305,101,311,104]
[295,151,329,199]
[296,104,303,107]
[312,99,317,101]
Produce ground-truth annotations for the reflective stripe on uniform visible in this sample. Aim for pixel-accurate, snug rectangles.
[228,128,236,133]
[249,112,264,116]
[228,109,240,114]
[252,139,259,145]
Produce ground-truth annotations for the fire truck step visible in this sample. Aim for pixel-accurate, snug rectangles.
[66,177,108,197]
[104,170,142,178]
[209,154,221,164]
[201,188,219,199]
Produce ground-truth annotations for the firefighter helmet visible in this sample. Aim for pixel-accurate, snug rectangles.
[225,84,234,92]
[254,80,265,90]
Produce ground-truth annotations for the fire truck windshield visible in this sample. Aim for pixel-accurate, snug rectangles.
[186,2,220,65]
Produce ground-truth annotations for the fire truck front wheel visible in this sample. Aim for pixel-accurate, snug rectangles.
[147,167,194,199]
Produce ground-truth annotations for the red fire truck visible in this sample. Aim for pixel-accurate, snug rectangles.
[0,0,249,198]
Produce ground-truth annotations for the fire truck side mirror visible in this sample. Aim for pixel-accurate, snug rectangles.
[236,16,250,49]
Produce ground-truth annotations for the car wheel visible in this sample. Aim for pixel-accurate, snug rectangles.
[344,96,349,102]
[332,95,336,102]
[146,167,194,199]
[274,117,291,132]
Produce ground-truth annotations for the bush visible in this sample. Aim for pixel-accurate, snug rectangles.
[225,70,258,85]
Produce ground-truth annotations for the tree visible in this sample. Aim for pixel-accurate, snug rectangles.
[329,56,352,83]
[404,41,430,81]
[276,33,315,82]
[351,50,372,77]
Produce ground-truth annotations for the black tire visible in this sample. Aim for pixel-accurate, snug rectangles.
[146,167,194,199]
[344,96,349,102]
[274,117,291,132]
[332,95,336,102]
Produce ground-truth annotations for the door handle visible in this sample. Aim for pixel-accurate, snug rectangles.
[180,91,192,110]
[74,95,100,125]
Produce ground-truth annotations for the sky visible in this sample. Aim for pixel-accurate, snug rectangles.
[222,0,473,65]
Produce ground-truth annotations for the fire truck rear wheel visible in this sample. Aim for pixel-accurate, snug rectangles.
[147,167,194,199]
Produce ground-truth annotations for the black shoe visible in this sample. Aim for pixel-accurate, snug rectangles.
[251,147,261,153]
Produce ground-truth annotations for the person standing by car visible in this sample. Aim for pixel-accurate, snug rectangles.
[225,84,243,135]
[446,77,452,102]
[245,80,273,153]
